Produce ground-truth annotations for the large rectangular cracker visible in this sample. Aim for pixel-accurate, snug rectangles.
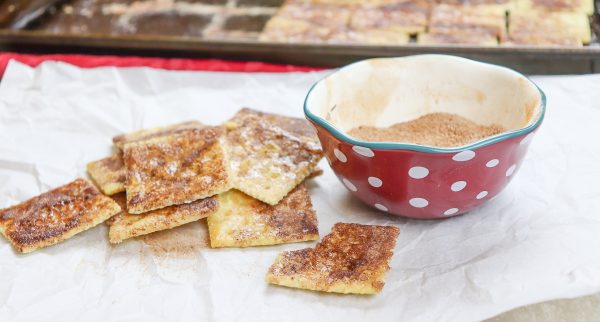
[87,154,126,195]
[207,183,319,248]
[266,223,400,294]
[113,121,205,150]
[123,126,232,214]
[0,179,121,253]
[225,108,324,205]
[107,193,218,244]
[504,10,590,45]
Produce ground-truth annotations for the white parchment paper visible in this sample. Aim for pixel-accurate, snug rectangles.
[0,60,599,322]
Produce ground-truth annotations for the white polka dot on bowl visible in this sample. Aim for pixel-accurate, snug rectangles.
[333,148,347,163]
[408,166,429,179]
[374,203,388,212]
[409,198,429,208]
[506,164,517,177]
[368,176,383,188]
[451,181,467,192]
[444,208,459,216]
[486,159,499,168]
[476,191,488,199]
[452,150,476,162]
[342,178,357,192]
[352,146,374,157]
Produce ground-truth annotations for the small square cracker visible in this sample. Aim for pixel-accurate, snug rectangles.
[113,121,205,150]
[123,126,232,214]
[207,183,319,248]
[87,154,126,195]
[266,223,400,295]
[107,193,218,244]
[0,179,121,253]
[226,108,323,205]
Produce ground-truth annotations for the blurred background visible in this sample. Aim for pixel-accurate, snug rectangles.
[0,0,599,73]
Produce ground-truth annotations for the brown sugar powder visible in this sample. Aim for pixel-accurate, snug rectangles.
[347,112,506,147]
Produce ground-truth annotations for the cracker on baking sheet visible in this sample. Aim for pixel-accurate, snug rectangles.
[225,108,323,205]
[505,10,590,45]
[259,0,352,43]
[276,1,352,27]
[0,179,121,253]
[123,126,232,214]
[266,223,400,295]
[87,154,126,195]
[113,121,205,150]
[107,193,218,244]
[420,4,506,45]
[207,183,318,248]
[516,0,593,15]
[348,0,429,36]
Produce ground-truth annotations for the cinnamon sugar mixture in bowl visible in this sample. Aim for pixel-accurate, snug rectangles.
[348,112,506,147]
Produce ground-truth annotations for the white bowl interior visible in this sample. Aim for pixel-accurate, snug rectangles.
[306,55,543,139]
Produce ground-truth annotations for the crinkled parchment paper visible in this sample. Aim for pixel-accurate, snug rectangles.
[0,61,599,322]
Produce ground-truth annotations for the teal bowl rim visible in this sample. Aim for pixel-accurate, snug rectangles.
[303,55,546,154]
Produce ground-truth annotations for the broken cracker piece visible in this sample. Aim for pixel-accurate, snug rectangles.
[113,121,205,150]
[266,223,400,295]
[0,179,121,253]
[207,184,318,248]
[87,154,126,195]
[306,168,324,179]
[226,108,323,205]
[107,193,218,244]
[123,126,231,214]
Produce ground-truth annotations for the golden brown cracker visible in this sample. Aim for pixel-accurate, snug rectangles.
[0,179,121,253]
[207,184,318,248]
[226,108,323,205]
[266,223,400,295]
[107,193,218,244]
[123,126,232,214]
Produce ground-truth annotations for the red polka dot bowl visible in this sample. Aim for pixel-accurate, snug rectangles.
[304,55,546,219]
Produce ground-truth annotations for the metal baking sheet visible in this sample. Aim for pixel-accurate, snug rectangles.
[0,0,599,71]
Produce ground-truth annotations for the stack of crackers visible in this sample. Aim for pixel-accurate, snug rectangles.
[259,0,593,46]
[91,108,324,247]
[0,107,401,295]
